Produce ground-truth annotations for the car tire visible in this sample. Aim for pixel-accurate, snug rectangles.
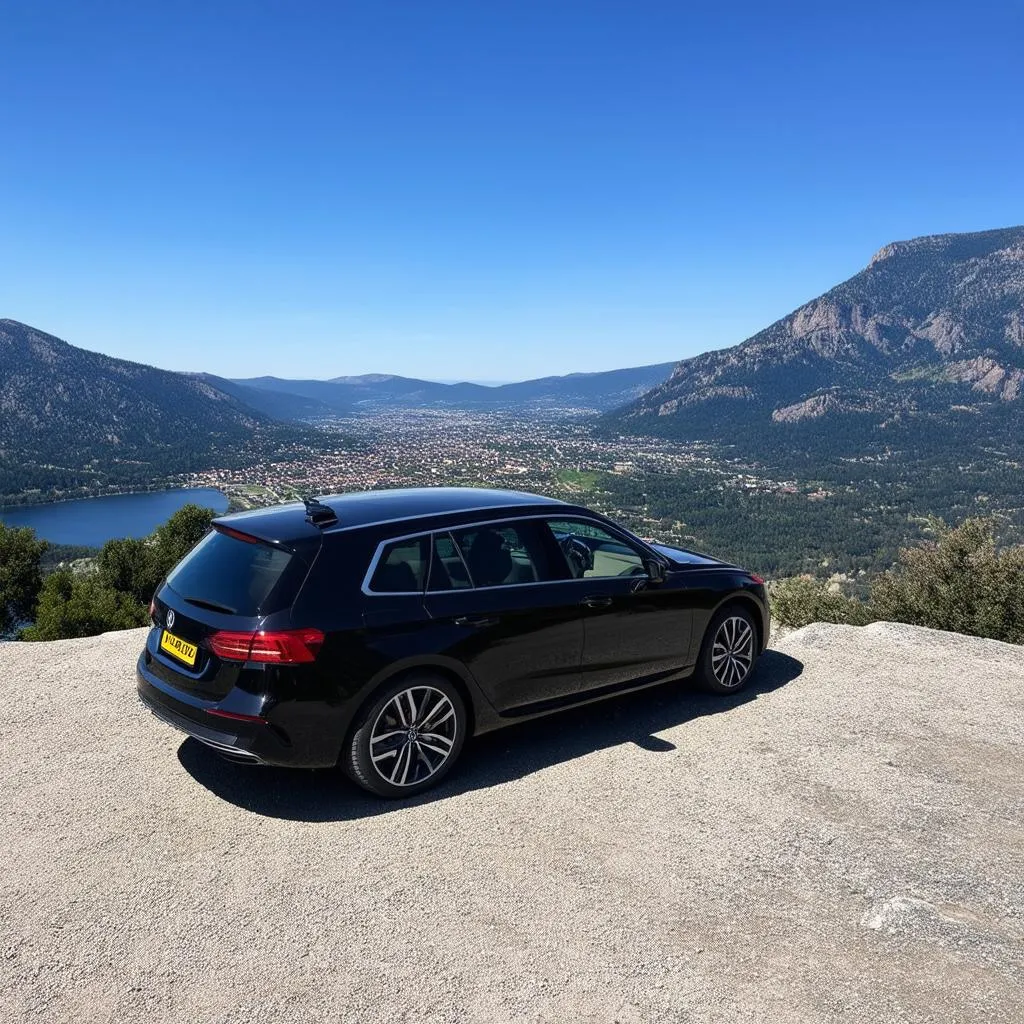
[694,605,759,695]
[343,673,467,798]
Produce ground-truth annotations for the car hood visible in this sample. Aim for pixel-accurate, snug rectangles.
[650,542,733,569]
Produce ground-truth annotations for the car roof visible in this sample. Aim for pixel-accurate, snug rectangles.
[215,487,568,544]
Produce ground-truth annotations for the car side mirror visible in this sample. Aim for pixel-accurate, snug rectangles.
[644,557,666,584]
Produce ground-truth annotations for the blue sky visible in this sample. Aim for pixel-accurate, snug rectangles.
[1,1,1021,381]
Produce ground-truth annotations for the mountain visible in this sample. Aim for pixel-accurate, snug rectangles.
[0,320,279,501]
[189,373,336,420]
[0,317,673,502]
[614,227,1024,458]
[233,362,677,417]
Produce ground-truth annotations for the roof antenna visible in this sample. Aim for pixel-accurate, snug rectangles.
[303,496,338,527]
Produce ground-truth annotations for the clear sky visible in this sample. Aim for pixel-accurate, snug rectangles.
[1,1,1021,381]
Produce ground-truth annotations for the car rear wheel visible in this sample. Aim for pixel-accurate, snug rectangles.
[695,605,758,694]
[344,674,467,798]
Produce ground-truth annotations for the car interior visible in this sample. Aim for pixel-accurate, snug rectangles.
[370,519,648,594]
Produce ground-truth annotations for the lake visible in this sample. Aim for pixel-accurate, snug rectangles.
[0,488,230,547]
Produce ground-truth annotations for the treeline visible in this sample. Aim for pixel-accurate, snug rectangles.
[0,437,271,506]
[598,458,1024,579]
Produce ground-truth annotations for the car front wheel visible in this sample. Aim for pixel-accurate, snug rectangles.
[695,605,759,694]
[344,674,467,798]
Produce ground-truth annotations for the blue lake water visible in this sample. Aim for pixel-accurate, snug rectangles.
[0,488,229,547]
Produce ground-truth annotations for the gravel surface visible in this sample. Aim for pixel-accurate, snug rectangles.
[1,621,1022,1023]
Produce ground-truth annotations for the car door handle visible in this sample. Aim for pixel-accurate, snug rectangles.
[453,615,497,628]
[580,596,612,609]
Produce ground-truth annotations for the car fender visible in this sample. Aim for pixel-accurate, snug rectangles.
[342,653,502,745]
[703,587,770,653]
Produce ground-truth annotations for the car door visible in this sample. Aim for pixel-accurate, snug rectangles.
[422,522,585,714]
[543,518,694,692]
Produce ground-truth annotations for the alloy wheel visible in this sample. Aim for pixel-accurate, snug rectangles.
[368,686,458,788]
[710,615,754,688]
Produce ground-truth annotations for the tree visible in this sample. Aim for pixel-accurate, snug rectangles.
[96,503,216,609]
[152,503,216,573]
[871,517,1024,644]
[23,569,148,641]
[0,523,48,635]
[19,502,218,642]
[97,537,162,606]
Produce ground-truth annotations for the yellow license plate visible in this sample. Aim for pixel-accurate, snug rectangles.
[160,629,198,668]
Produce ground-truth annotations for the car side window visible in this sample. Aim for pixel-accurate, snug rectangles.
[450,521,558,588]
[544,519,647,579]
[427,532,472,591]
[368,535,430,593]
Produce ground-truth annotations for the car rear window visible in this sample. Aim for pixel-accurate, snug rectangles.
[165,530,304,615]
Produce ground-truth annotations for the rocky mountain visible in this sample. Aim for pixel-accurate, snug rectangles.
[0,320,277,501]
[232,362,677,417]
[615,226,1024,455]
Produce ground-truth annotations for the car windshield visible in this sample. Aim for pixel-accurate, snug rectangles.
[165,530,302,616]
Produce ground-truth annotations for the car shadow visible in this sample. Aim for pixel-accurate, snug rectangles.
[176,649,804,822]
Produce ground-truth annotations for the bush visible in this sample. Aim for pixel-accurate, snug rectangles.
[770,575,874,629]
[98,537,163,606]
[771,517,1024,645]
[21,502,218,642]
[0,523,48,635]
[871,517,1024,644]
[22,569,149,640]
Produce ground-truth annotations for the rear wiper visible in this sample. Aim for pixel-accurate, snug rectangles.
[182,596,237,615]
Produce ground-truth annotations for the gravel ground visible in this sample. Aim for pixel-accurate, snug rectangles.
[1,621,1022,1023]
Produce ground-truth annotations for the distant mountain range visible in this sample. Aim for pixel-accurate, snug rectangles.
[0,318,672,500]
[219,362,676,417]
[614,226,1024,463]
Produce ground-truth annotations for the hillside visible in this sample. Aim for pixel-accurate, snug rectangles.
[0,320,280,501]
[233,361,677,417]
[613,226,1024,465]
[1,621,1021,1023]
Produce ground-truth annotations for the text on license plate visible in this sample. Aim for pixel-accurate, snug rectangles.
[160,629,198,667]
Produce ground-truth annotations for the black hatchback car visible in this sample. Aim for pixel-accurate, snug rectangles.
[138,487,769,797]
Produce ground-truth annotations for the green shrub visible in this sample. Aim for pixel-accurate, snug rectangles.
[772,517,1024,645]
[770,575,874,629]
[0,523,47,635]
[22,568,148,640]
[21,501,218,641]
[870,517,1024,644]
[97,537,163,606]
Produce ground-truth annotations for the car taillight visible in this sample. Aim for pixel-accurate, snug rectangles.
[207,628,325,664]
[206,708,266,723]
[749,573,765,585]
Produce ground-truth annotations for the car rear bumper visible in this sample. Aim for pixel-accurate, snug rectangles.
[136,652,337,768]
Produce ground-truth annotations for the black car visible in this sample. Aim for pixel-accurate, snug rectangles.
[137,487,769,797]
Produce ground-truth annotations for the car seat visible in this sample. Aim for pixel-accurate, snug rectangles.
[466,529,514,587]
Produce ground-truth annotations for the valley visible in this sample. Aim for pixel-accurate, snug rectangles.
[173,405,1020,579]
[3,226,1023,579]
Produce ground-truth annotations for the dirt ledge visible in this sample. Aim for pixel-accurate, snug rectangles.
[1,622,1021,1023]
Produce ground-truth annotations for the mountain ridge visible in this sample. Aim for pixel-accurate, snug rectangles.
[0,319,281,500]
[231,361,677,415]
[615,226,1024,447]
